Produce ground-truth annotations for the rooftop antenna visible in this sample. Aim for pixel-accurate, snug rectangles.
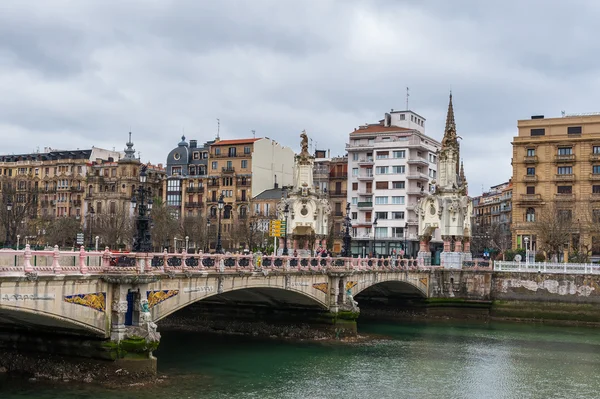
[561,110,566,117]
[216,118,220,139]
[406,87,410,110]
[138,151,141,160]
[252,129,256,138]
[310,138,313,153]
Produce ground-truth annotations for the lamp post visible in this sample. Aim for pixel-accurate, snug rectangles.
[95,236,99,251]
[524,236,530,267]
[282,203,290,256]
[185,235,189,252]
[5,198,12,248]
[216,193,224,254]
[88,205,95,249]
[16,235,20,251]
[404,222,408,258]
[341,202,352,257]
[372,217,378,258]
[131,165,153,252]
[206,219,211,252]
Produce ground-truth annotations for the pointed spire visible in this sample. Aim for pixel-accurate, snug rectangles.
[124,132,136,160]
[445,91,456,134]
[441,92,458,151]
[459,160,465,183]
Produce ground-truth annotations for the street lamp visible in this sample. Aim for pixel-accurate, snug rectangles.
[341,202,352,257]
[185,235,189,252]
[131,165,153,252]
[16,235,20,251]
[524,236,530,267]
[372,217,378,258]
[95,236,99,251]
[206,219,211,252]
[282,203,289,256]
[404,221,408,258]
[88,205,95,249]
[216,193,224,254]
[5,198,12,248]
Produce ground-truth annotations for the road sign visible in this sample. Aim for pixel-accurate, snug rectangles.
[269,220,287,237]
[76,233,84,245]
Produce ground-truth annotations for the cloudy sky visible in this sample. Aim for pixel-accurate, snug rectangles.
[2,0,599,196]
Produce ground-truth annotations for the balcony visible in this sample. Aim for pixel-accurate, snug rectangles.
[222,167,235,173]
[357,202,373,209]
[519,194,542,203]
[70,186,84,192]
[357,158,374,166]
[406,173,429,181]
[346,142,374,150]
[523,155,538,164]
[406,204,417,211]
[357,173,374,181]
[406,138,429,150]
[186,186,204,193]
[555,154,575,163]
[236,196,249,202]
[330,172,348,179]
[407,189,426,196]
[357,190,372,196]
[334,211,344,217]
[590,173,600,181]
[207,181,220,187]
[185,202,203,208]
[555,193,574,201]
[554,173,574,181]
[406,219,419,226]
[522,174,538,182]
[329,190,347,198]
[407,158,429,167]
[590,153,600,161]
[72,200,82,207]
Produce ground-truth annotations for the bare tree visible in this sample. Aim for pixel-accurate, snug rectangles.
[488,222,512,256]
[531,201,573,262]
[0,177,39,246]
[150,199,179,251]
[181,214,207,253]
[44,216,82,248]
[94,204,134,250]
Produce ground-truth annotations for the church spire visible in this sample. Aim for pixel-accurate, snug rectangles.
[441,92,458,150]
[459,160,465,183]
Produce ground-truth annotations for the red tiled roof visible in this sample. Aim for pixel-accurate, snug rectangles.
[350,124,413,135]
[212,138,261,146]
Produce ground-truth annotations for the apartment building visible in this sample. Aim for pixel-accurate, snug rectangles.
[205,137,294,251]
[347,110,441,257]
[164,136,213,219]
[512,113,600,258]
[471,181,512,256]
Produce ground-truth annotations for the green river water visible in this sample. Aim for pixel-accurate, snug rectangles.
[2,320,600,399]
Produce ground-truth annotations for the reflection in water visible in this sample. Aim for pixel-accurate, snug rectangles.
[2,320,600,399]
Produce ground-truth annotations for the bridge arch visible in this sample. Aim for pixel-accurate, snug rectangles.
[348,272,430,299]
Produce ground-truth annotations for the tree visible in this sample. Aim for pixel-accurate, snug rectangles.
[487,221,512,258]
[94,203,134,250]
[44,216,82,248]
[181,214,208,253]
[0,177,39,246]
[149,199,179,251]
[531,202,573,262]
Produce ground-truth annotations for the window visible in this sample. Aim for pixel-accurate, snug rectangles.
[352,168,359,176]
[527,148,535,156]
[526,186,535,195]
[393,150,405,159]
[241,160,248,169]
[429,169,436,178]
[375,212,388,219]
[593,185,600,194]
[400,114,405,120]
[212,161,217,170]
[557,186,572,194]
[376,166,389,174]
[215,148,221,155]
[368,139,374,145]
[352,197,358,205]
[594,165,600,174]
[391,196,405,204]
[392,227,404,238]
[429,154,437,163]
[352,153,359,161]
[193,152,200,160]
[375,227,388,238]
[568,126,582,135]
[594,146,600,155]
[375,196,388,205]
[352,182,358,191]
[352,212,357,220]
[392,181,405,189]
[558,147,572,155]
[530,128,545,136]
[525,208,535,222]
[376,151,389,159]
[375,181,388,189]
[526,167,535,175]
[557,166,572,175]
[172,166,182,176]
[392,211,405,219]
[244,146,251,154]
[392,165,405,174]
[558,209,572,222]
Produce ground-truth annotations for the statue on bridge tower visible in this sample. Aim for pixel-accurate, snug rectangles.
[277,131,331,256]
[416,94,473,268]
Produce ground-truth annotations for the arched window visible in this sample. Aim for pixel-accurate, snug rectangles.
[210,206,217,218]
[224,205,232,219]
[526,208,535,222]
[239,205,247,218]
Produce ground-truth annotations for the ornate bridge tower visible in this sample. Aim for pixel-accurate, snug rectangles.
[416,94,472,268]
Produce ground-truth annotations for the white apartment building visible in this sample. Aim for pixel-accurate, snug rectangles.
[346,110,441,257]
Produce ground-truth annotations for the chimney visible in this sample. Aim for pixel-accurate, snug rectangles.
[327,149,330,158]
[190,140,197,148]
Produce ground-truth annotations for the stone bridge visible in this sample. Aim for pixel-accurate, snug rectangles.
[0,245,450,372]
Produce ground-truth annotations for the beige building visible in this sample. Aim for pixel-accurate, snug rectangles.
[512,113,600,259]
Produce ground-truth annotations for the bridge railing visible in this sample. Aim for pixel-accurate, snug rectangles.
[0,245,439,276]
[462,259,493,270]
[494,260,600,274]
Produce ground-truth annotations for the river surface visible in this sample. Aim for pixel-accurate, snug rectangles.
[2,320,600,398]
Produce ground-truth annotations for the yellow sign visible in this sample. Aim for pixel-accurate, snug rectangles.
[269,220,287,237]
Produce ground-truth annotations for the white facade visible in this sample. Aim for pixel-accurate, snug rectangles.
[251,138,295,195]
[346,111,441,257]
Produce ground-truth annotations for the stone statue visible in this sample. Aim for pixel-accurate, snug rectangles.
[300,130,309,157]
[125,298,160,345]
[345,289,359,312]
